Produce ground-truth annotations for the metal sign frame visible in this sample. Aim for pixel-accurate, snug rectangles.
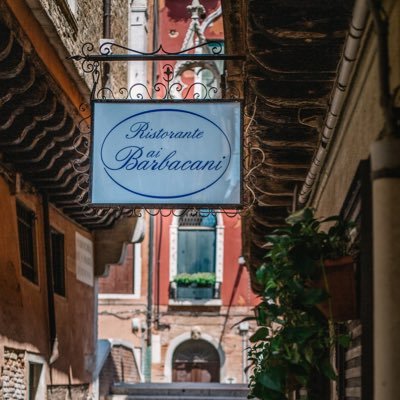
[69,40,247,214]
[89,98,244,209]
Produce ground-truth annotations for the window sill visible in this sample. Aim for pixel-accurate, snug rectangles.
[98,293,141,300]
[168,299,222,307]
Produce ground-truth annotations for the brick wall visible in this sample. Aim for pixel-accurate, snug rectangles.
[0,348,26,400]
[99,345,141,398]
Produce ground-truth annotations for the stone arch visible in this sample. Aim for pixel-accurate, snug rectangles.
[163,332,226,382]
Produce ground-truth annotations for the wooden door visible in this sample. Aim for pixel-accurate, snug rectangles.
[172,340,220,382]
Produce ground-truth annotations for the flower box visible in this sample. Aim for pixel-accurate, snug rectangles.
[177,284,214,300]
[317,255,357,321]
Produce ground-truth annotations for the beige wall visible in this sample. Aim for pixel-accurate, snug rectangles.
[307,1,400,398]
[312,0,400,217]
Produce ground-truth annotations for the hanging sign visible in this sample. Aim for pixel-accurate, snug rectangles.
[90,100,242,207]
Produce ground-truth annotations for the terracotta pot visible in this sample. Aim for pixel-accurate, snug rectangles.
[317,255,357,321]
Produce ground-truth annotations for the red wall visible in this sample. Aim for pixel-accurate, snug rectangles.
[154,1,257,308]
[157,0,224,97]
[155,213,257,307]
[159,0,223,52]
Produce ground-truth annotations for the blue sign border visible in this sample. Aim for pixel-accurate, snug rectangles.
[89,99,243,209]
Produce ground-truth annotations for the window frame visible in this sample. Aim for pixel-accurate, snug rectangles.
[26,353,46,400]
[16,201,38,284]
[169,210,224,284]
[177,222,217,276]
[98,242,143,300]
[50,227,66,297]
[58,0,78,34]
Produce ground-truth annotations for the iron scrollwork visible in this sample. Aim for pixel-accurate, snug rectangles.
[69,40,250,217]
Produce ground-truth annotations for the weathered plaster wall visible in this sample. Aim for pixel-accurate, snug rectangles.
[157,214,257,307]
[30,0,128,94]
[49,206,96,385]
[0,176,96,390]
[151,308,256,384]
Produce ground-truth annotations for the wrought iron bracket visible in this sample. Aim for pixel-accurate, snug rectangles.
[69,41,245,62]
[67,40,255,217]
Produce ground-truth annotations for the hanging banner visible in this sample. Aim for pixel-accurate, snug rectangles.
[90,100,242,207]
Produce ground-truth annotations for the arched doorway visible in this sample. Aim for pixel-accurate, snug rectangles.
[172,339,220,382]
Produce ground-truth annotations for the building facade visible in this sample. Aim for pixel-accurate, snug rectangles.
[222,0,400,399]
[0,1,139,399]
[98,0,258,386]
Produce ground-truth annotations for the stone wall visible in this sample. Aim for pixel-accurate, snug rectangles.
[47,384,89,400]
[35,0,128,93]
[0,348,26,400]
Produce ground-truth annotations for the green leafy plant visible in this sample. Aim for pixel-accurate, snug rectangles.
[248,208,354,400]
[173,272,216,287]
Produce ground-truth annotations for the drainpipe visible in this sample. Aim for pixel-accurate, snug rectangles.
[239,321,249,383]
[145,214,154,382]
[102,0,111,87]
[152,0,159,98]
[298,0,368,204]
[155,214,162,329]
[42,192,58,363]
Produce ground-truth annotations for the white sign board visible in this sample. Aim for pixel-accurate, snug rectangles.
[75,232,94,286]
[90,101,242,207]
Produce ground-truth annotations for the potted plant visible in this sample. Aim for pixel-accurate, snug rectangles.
[248,208,355,400]
[173,272,217,300]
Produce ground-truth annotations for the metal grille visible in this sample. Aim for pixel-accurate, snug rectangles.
[16,202,37,283]
[51,229,65,296]
[179,210,216,227]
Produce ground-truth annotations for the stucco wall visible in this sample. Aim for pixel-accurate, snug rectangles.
[0,176,96,388]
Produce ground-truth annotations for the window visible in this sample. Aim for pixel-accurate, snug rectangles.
[98,243,142,298]
[198,41,225,99]
[51,229,65,296]
[16,202,37,283]
[177,211,217,275]
[59,0,78,34]
[26,354,46,400]
[169,210,224,303]
[28,362,43,400]
[66,0,77,15]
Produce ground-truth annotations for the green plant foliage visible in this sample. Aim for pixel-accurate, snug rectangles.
[173,272,216,287]
[248,208,353,400]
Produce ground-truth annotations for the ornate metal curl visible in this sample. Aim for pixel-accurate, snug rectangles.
[95,40,223,57]
[90,63,225,101]
[67,40,250,219]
